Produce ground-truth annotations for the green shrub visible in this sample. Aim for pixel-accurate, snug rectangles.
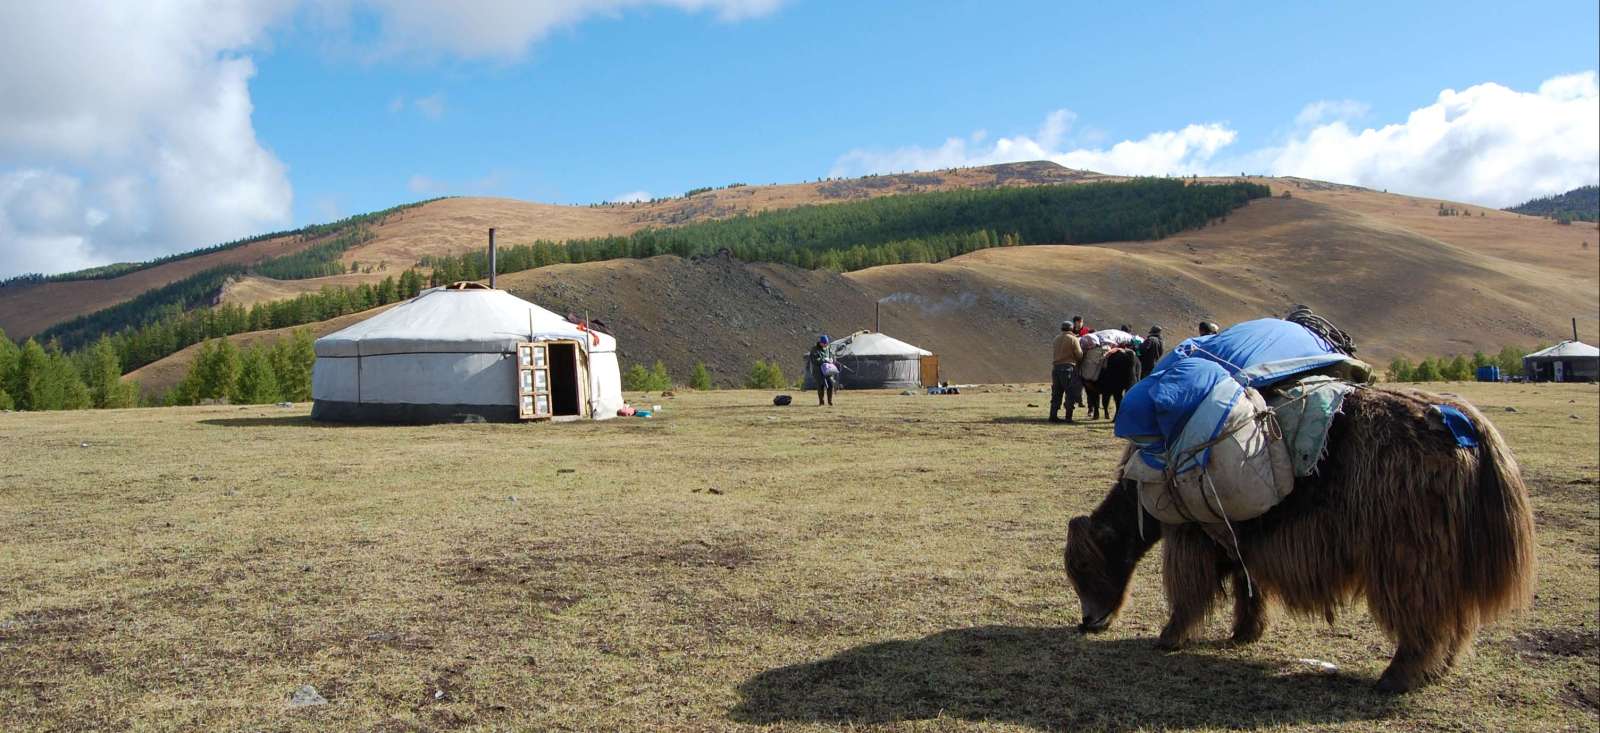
[744,360,786,389]
[689,362,713,390]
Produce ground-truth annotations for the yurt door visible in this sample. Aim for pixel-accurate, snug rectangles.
[517,340,587,420]
[517,342,553,420]
[919,355,940,387]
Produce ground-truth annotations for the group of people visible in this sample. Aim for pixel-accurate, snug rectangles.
[1049,316,1220,422]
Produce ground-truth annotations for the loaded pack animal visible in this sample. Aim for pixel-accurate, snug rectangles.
[1082,348,1140,420]
[1063,387,1535,692]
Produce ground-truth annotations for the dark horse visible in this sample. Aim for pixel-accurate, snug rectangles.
[1063,387,1535,692]
[1083,349,1140,420]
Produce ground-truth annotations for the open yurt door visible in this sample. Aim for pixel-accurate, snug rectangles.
[517,340,589,420]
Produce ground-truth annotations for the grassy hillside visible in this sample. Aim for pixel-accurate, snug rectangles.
[2,382,1593,730]
[0,163,1104,340]
[126,194,1600,400]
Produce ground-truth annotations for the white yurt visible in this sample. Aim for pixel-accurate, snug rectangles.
[312,283,624,423]
[802,330,938,390]
[1523,340,1599,382]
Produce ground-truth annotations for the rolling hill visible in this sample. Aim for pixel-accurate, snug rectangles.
[124,180,1600,397]
[0,162,1104,338]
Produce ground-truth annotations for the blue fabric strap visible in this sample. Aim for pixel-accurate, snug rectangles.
[1431,405,1479,448]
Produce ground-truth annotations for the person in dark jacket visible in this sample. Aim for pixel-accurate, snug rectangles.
[810,335,838,406]
[1138,325,1165,376]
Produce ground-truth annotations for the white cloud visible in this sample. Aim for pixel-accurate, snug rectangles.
[1266,73,1599,206]
[612,190,653,203]
[1294,99,1370,127]
[0,0,784,277]
[0,1,294,278]
[346,0,785,60]
[412,93,445,120]
[830,72,1599,208]
[830,109,1234,178]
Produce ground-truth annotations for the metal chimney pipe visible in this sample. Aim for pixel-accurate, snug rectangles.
[1574,317,1579,342]
[488,228,497,289]
[875,301,880,332]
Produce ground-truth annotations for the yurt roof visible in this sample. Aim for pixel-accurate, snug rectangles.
[831,330,933,358]
[315,286,615,358]
[1524,340,1599,359]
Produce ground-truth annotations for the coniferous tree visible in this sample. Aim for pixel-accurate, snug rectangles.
[84,336,137,408]
[271,329,316,402]
[649,360,672,391]
[194,338,241,401]
[42,347,92,410]
[11,339,48,410]
[689,362,713,390]
[233,346,281,404]
[622,364,653,391]
[0,328,17,407]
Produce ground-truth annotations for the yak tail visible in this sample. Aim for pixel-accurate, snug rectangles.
[1458,401,1537,623]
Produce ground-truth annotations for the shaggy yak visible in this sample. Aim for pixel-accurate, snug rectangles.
[1084,349,1141,420]
[1063,387,1535,692]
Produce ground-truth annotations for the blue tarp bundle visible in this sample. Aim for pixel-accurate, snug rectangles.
[1117,318,1354,472]
[1115,359,1237,467]
[1153,318,1347,387]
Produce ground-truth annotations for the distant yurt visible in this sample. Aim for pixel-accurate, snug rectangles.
[311,283,624,423]
[803,330,938,390]
[1522,340,1599,382]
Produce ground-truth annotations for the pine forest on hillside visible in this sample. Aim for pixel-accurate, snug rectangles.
[1505,185,1599,223]
[16,179,1268,387]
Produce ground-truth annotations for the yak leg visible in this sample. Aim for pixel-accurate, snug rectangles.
[1377,630,1455,693]
[1157,524,1226,650]
[1228,568,1267,645]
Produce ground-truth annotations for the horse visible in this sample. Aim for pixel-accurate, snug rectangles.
[1063,387,1535,692]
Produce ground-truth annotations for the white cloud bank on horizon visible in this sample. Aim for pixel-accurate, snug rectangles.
[0,0,786,279]
[830,72,1600,209]
[0,1,296,279]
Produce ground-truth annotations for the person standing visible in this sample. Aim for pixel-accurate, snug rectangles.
[810,335,838,406]
[1139,325,1165,376]
[1050,321,1085,423]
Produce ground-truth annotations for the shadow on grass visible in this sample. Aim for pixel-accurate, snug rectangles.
[199,415,321,428]
[986,416,1118,428]
[731,626,1396,731]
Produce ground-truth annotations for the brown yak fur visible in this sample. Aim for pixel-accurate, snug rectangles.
[1063,386,1536,692]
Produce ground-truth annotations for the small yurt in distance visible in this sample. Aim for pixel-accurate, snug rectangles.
[1522,340,1599,382]
[803,330,938,390]
[312,283,624,423]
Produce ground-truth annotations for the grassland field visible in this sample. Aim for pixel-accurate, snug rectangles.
[0,381,1595,732]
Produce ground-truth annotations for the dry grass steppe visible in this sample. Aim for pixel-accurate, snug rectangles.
[1,381,1595,731]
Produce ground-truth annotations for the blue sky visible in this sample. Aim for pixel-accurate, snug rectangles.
[1,0,1597,275]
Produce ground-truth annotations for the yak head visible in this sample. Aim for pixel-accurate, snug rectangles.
[1064,480,1161,633]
